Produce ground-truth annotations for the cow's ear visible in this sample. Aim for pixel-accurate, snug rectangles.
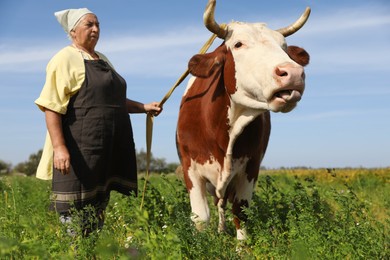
[188,45,226,77]
[287,46,310,66]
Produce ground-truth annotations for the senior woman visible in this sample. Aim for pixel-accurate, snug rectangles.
[35,8,162,236]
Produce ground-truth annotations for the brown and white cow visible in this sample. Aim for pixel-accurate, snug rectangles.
[176,0,310,240]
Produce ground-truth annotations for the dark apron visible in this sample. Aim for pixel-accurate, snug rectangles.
[51,58,137,213]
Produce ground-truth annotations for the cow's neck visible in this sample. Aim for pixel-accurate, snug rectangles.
[226,102,265,155]
[214,103,265,198]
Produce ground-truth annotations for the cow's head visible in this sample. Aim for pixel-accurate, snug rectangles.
[189,0,310,113]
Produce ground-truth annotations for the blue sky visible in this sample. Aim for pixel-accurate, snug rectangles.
[0,0,389,168]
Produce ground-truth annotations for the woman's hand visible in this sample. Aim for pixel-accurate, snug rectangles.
[126,99,162,115]
[53,144,71,175]
[44,108,71,175]
[144,101,163,116]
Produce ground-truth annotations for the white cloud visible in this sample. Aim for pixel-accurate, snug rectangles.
[290,5,390,74]
[302,9,390,35]
[100,28,208,53]
[0,5,388,76]
[0,27,214,75]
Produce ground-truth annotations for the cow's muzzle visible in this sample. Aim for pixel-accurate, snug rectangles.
[269,63,305,112]
[274,89,302,103]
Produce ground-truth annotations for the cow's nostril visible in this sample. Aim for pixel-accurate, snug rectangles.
[275,67,288,77]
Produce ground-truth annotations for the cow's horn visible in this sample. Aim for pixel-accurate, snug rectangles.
[277,7,311,37]
[204,0,228,39]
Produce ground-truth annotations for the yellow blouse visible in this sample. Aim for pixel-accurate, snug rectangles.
[35,46,113,180]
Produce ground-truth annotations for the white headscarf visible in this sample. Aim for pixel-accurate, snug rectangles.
[54,8,94,34]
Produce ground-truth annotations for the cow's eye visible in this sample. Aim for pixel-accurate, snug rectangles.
[234,42,243,48]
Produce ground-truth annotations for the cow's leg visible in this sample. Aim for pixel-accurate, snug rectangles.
[217,198,227,233]
[232,201,248,240]
[187,173,210,231]
[216,154,232,198]
[232,177,255,240]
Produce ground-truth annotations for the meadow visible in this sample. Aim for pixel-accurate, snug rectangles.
[0,168,389,259]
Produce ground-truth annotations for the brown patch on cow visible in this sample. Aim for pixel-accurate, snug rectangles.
[177,75,230,166]
[176,164,196,192]
[287,46,310,66]
[223,48,237,95]
[183,170,194,191]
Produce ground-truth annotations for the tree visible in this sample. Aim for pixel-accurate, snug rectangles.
[0,160,11,175]
[8,148,178,176]
[136,149,148,173]
[13,150,42,176]
[135,149,179,173]
[166,162,180,173]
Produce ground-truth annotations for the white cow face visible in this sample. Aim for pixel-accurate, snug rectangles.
[226,22,307,113]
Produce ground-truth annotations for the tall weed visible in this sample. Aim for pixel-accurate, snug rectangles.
[245,172,388,259]
[0,169,388,259]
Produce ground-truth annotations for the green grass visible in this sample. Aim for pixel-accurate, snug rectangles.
[0,168,389,259]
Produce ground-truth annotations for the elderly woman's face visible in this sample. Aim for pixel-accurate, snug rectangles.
[71,14,100,49]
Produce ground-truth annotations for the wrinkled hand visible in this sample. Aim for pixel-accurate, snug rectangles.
[53,145,70,175]
[145,102,163,117]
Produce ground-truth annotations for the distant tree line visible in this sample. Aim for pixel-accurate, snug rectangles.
[0,149,180,177]
[135,149,179,174]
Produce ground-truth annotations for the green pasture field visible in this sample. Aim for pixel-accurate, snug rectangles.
[1,168,389,259]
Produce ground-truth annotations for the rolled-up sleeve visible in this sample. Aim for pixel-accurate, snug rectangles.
[35,46,85,114]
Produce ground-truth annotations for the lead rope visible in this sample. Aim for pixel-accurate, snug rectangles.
[139,27,225,210]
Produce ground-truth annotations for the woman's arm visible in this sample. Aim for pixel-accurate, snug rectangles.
[44,109,70,175]
[126,99,162,116]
